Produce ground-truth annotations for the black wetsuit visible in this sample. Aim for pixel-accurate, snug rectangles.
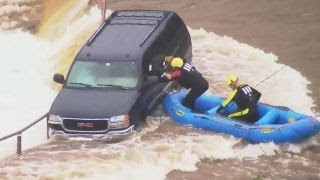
[217,84,261,123]
[170,62,209,110]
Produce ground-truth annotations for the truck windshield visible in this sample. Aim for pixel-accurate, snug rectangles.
[66,61,139,89]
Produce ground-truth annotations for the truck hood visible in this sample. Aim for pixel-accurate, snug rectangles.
[49,88,139,118]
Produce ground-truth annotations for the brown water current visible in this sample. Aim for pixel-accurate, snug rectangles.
[0,1,319,180]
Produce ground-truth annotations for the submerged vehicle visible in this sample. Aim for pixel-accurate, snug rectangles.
[47,10,192,140]
[163,91,320,143]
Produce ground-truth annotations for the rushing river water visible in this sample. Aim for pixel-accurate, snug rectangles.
[0,1,319,179]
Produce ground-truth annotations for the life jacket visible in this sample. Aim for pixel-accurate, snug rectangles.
[233,84,261,109]
[177,63,206,89]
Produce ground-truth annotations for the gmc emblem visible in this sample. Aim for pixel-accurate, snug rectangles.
[77,122,94,128]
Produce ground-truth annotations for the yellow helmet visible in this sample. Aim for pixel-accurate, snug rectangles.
[226,74,238,85]
[170,57,184,68]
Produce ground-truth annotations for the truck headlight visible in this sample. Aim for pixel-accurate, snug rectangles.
[109,114,129,129]
[48,114,63,124]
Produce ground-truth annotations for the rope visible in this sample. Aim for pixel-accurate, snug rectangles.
[254,65,287,88]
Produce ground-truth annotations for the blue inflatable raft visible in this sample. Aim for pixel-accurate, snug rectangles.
[163,91,320,143]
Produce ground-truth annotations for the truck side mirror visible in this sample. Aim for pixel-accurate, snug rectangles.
[53,73,65,84]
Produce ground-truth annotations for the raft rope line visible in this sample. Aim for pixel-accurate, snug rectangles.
[255,65,285,154]
[254,65,287,88]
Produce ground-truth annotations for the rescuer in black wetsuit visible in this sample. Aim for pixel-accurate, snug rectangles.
[216,75,261,123]
[162,56,209,111]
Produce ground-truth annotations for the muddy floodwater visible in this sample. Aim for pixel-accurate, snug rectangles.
[0,0,319,179]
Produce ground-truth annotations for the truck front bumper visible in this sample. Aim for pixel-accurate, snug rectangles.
[49,125,134,141]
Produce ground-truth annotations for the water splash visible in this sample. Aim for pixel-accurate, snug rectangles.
[0,1,318,179]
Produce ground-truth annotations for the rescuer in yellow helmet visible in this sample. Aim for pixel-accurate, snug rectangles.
[216,75,262,123]
[162,56,209,111]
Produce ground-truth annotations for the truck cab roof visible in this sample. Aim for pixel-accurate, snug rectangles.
[76,10,178,62]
